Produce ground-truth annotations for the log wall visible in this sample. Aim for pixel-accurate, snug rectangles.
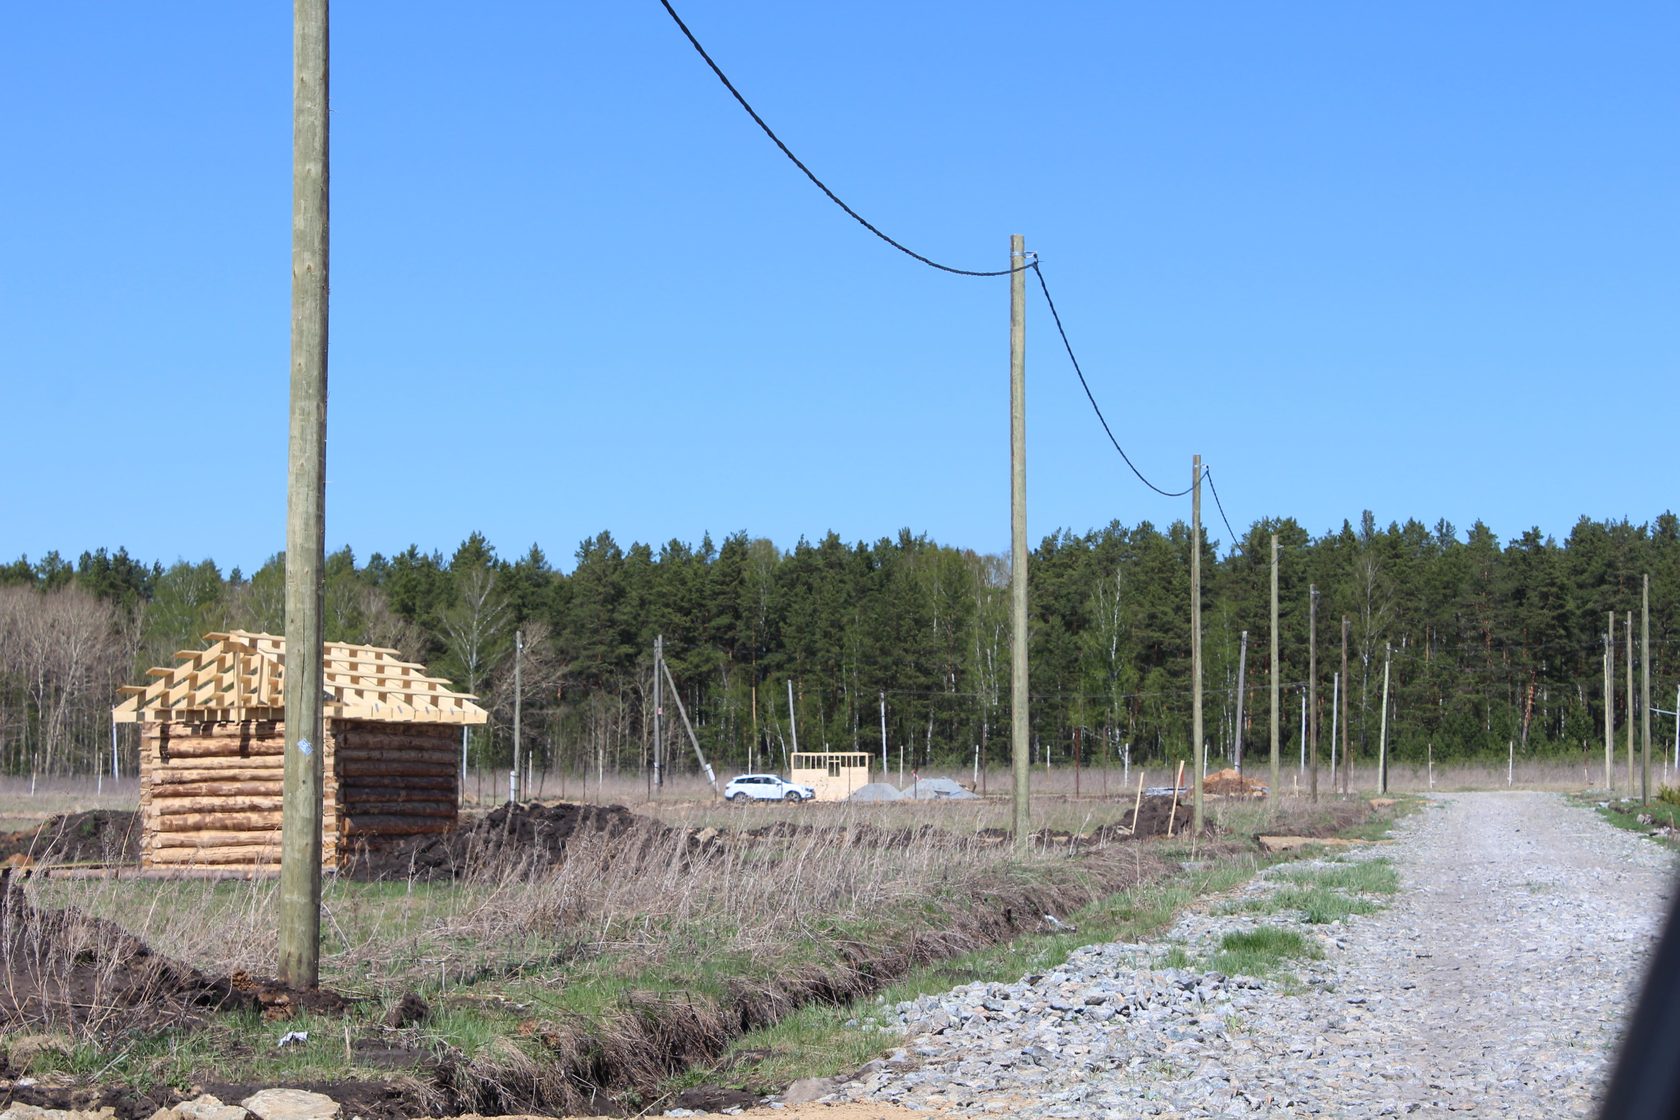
[139,718,460,869]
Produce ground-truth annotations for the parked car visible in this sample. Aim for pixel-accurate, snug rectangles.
[724,773,815,803]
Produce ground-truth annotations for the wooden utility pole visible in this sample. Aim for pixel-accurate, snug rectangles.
[1190,455,1204,836]
[1340,616,1350,794]
[510,629,522,803]
[1009,234,1030,846]
[652,635,663,790]
[1269,533,1279,800]
[1605,613,1614,790]
[1643,574,1652,803]
[279,0,329,993]
[1627,611,1635,795]
[1233,630,1248,773]
[1308,585,1319,802]
[1378,643,1392,794]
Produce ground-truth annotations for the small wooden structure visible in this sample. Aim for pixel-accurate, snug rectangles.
[113,631,486,870]
[790,751,872,801]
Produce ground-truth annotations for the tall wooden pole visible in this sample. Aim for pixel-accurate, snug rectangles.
[279,0,329,992]
[1233,630,1248,773]
[1190,454,1204,836]
[511,629,523,803]
[1269,533,1279,800]
[652,634,663,790]
[1378,643,1392,794]
[1642,574,1652,804]
[1627,611,1635,796]
[1605,614,1614,790]
[1009,234,1031,846]
[1308,585,1319,802]
[1340,616,1350,794]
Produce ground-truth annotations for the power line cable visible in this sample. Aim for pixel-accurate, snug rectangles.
[1203,467,1246,556]
[1030,263,1194,498]
[659,0,1215,504]
[657,0,1029,279]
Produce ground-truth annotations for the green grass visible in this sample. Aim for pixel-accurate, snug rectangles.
[1577,795,1680,850]
[1209,926,1321,976]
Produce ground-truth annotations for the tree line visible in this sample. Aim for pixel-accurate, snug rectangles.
[1,509,1675,784]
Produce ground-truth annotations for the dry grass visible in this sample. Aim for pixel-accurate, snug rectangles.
[0,763,1399,1113]
[0,775,139,832]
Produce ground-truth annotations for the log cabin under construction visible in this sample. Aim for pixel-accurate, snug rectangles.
[112,630,487,870]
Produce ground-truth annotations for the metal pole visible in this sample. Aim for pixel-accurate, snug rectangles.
[879,691,888,782]
[1009,233,1031,846]
[1191,454,1204,835]
[1330,671,1339,790]
[1233,630,1248,773]
[787,678,799,756]
[279,0,329,992]
[1269,533,1279,799]
[1308,584,1319,802]
[510,629,522,803]
[1643,574,1652,804]
[1300,690,1307,776]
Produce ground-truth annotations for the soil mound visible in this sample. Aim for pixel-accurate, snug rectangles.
[0,867,254,1034]
[1125,795,1215,838]
[0,809,140,866]
[1204,767,1267,797]
[347,801,659,881]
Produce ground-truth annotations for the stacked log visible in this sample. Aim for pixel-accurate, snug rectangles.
[139,718,460,869]
[334,721,459,842]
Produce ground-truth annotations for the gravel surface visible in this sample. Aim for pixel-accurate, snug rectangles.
[825,792,1675,1118]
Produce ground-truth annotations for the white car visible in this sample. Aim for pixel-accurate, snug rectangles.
[724,773,815,803]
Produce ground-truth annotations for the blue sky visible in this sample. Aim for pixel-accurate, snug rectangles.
[3,2,1675,574]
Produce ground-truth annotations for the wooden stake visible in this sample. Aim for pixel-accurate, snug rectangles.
[1166,760,1185,838]
[1131,770,1145,834]
[279,0,329,992]
[1010,233,1031,847]
[1191,455,1204,836]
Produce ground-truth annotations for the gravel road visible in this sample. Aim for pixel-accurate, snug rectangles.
[822,792,1675,1119]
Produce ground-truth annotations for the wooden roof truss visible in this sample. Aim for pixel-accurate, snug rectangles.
[113,630,487,726]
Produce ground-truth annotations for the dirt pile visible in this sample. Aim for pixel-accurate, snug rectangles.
[0,810,140,867]
[0,867,253,1034]
[1203,768,1268,798]
[1124,795,1216,838]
